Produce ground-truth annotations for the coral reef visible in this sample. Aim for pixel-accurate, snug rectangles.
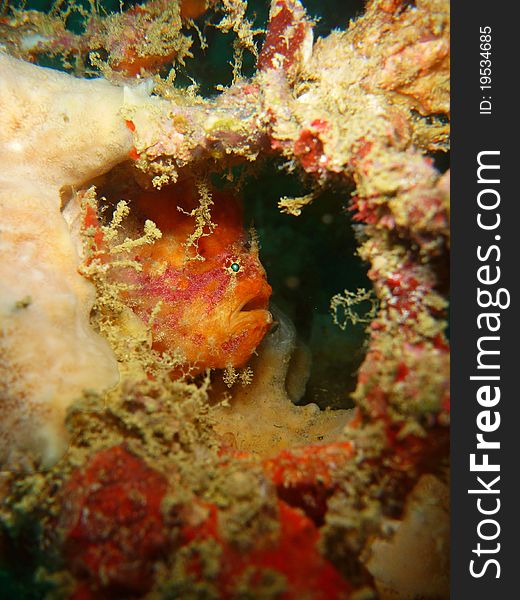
[0,0,450,598]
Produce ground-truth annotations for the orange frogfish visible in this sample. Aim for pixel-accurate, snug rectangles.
[105,179,272,372]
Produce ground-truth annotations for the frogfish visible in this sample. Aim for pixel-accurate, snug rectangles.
[99,178,272,373]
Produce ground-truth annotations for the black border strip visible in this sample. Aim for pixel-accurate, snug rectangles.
[452,2,518,597]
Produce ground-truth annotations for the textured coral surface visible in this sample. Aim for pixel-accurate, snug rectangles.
[0,0,449,598]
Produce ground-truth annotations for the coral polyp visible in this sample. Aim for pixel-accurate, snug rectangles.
[0,0,450,598]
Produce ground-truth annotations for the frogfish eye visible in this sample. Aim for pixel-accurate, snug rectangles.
[225,258,243,275]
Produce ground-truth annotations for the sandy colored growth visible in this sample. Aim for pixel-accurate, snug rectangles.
[212,306,351,456]
[0,53,138,469]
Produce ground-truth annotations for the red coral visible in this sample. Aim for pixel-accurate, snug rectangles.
[292,119,330,174]
[258,0,311,74]
[61,446,168,597]
[180,498,351,599]
[263,442,354,525]
[61,444,353,598]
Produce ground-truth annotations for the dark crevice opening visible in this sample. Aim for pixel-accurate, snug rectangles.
[236,160,372,411]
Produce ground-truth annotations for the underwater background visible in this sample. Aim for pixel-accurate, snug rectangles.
[0,1,449,597]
